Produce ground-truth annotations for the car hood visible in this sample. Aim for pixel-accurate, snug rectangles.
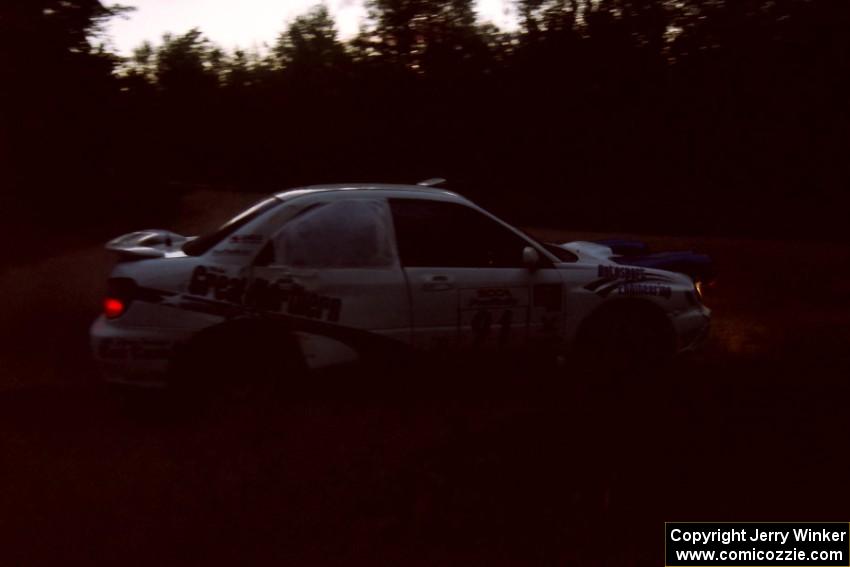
[555,239,713,282]
[557,241,618,262]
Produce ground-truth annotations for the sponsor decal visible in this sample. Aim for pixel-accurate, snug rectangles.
[468,287,518,307]
[188,265,245,303]
[617,283,672,298]
[187,265,341,322]
[98,338,171,360]
[597,264,645,281]
[585,265,674,298]
[246,276,342,322]
[228,234,264,245]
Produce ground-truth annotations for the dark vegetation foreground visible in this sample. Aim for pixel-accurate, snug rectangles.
[1,191,848,566]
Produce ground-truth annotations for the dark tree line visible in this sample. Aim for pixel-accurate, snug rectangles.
[3,0,850,238]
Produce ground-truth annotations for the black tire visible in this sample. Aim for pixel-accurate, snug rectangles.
[170,320,306,406]
[576,301,674,377]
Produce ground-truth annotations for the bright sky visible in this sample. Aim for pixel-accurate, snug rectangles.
[104,0,518,56]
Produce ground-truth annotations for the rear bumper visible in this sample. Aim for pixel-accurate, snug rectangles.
[90,316,188,388]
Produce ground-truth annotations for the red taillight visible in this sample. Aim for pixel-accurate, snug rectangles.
[104,297,126,319]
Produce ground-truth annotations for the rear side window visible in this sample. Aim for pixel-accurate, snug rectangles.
[389,199,534,268]
[273,199,395,268]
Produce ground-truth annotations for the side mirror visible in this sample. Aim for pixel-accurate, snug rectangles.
[522,246,540,270]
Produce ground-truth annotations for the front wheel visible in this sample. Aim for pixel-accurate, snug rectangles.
[576,302,674,376]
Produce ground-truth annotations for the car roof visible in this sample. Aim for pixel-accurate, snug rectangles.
[274,183,468,204]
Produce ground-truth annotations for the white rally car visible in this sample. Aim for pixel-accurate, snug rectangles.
[90,182,710,388]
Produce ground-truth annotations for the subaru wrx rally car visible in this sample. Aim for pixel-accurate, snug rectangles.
[91,183,711,387]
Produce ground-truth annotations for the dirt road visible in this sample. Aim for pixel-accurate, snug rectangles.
[1,190,848,565]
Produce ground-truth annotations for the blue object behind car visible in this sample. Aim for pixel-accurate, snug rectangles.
[595,238,714,283]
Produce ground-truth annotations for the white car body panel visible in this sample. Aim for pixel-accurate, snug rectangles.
[90,184,710,387]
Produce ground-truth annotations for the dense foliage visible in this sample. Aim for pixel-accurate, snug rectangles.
[3,0,850,236]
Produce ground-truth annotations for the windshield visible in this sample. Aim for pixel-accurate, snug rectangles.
[182,197,281,256]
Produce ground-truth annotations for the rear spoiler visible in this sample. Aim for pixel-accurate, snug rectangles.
[106,229,189,261]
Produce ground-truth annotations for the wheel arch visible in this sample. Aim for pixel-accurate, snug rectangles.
[575,297,676,354]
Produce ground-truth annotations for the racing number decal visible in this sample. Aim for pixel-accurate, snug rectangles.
[470,308,514,347]
[461,287,529,349]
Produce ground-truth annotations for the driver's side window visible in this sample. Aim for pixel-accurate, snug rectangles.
[389,199,536,268]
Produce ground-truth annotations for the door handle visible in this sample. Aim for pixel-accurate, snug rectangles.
[422,274,454,291]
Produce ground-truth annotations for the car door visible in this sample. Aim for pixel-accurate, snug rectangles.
[388,198,566,353]
[249,197,411,352]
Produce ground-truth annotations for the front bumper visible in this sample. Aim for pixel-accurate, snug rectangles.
[671,305,711,352]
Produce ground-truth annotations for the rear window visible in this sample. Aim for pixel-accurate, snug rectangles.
[182,197,281,256]
[272,199,394,268]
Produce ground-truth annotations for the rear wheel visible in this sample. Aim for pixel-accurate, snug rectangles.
[170,320,306,406]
